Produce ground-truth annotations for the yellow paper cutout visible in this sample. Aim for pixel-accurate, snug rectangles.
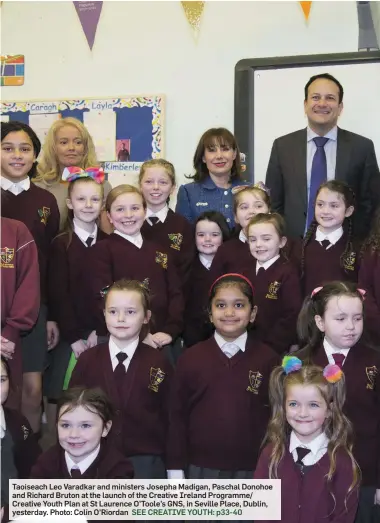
[181,1,205,41]
[300,1,312,21]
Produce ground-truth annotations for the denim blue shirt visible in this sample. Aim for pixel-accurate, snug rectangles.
[175,177,244,227]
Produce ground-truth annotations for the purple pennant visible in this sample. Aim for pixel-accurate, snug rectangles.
[73,1,103,50]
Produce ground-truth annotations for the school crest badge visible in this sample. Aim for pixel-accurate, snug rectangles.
[265,281,281,300]
[1,247,14,268]
[38,206,51,225]
[148,367,166,392]
[21,424,30,440]
[366,366,378,390]
[168,233,183,251]
[343,251,356,272]
[246,371,263,394]
[155,251,168,269]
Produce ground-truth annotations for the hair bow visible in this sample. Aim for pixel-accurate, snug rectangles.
[231,182,270,196]
[62,166,105,184]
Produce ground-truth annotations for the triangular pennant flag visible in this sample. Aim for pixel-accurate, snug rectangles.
[73,1,103,50]
[300,1,312,21]
[181,1,205,41]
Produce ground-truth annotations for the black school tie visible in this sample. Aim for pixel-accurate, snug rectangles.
[114,352,128,393]
[320,239,330,249]
[85,236,94,247]
[296,447,311,474]
[256,267,265,276]
[150,216,159,226]
[70,467,82,479]
[332,353,345,369]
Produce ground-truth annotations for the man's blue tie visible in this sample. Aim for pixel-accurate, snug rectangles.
[306,137,329,230]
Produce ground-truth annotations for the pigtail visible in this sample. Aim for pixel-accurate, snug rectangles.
[301,220,318,278]
[340,216,354,273]
[360,207,380,256]
[296,295,322,359]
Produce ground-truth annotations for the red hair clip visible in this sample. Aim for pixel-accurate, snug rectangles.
[209,273,254,296]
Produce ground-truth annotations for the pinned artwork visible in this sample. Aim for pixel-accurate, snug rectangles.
[1,55,25,86]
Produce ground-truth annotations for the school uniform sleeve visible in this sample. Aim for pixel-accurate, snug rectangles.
[30,446,60,479]
[88,240,114,337]
[358,251,380,341]
[1,223,40,344]
[166,358,190,470]
[253,445,271,479]
[175,184,193,224]
[69,349,89,388]
[48,237,82,344]
[177,220,196,287]
[328,452,360,523]
[162,257,185,339]
[263,265,302,354]
[5,408,41,478]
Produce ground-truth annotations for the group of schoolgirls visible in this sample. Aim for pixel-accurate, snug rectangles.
[1,121,380,523]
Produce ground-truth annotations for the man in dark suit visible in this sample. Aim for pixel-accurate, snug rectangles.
[265,73,380,239]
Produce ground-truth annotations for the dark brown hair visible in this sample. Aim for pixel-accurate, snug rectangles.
[1,121,41,178]
[301,181,355,277]
[57,387,114,427]
[361,207,380,255]
[304,73,344,104]
[209,273,255,311]
[188,128,242,182]
[195,211,230,243]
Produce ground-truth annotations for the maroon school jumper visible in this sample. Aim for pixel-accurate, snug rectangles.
[291,234,359,297]
[88,233,184,338]
[70,341,173,460]
[48,230,108,344]
[248,256,302,354]
[1,218,40,407]
[1,183,60,305]
[254,444,359,523]
[141,209,196,287]
[183,256,213,348]
[210,237,254,280]
[302,342,380,489]
[166,334,278,471]
[358,250,380,342]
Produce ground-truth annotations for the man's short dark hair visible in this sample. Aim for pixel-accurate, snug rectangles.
[304,73,344,103]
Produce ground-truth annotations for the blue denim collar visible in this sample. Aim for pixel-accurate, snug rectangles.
[200,176,242,190]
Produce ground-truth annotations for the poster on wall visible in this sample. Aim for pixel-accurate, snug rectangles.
[0,96,165,187]
[1,55,25,86]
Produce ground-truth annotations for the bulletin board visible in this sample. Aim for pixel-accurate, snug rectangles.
[0,95,164,183]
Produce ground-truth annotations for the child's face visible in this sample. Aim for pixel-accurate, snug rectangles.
[235,191,269,232]
[104,290,150,343]
[66,181,103,225]
[315,188,353,233]
[140,167,174,210]
[203,142,237,177]
[0,362,9,405]
[248,222,286,263]
[286,384,329,444]
[195,220,223,256]
[107,193,146,236]
[58,405,111,463]
[210,285,257,342]
[1,131,36,182]
[315,295,363,349]
[55,125,85,169]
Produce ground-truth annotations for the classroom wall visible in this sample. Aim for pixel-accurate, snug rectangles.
[1,1,360,189]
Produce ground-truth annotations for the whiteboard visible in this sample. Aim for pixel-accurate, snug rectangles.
[253,62,380,183]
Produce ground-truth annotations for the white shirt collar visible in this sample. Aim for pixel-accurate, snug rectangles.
[109,335,139,366]
[256,254,280,273]
[0,406,6,439]
[239,229,247,243]
[307,126,338,142]
[199,253,213,270]
[289,431,329,458]
[315,226,343,246]
[114,230,143,249]
[73,218,97,246]
[0,176,30,195]
[323,337,350,356]
[214,331,247,353]
[146,205,169,225]
[65,443,100,475]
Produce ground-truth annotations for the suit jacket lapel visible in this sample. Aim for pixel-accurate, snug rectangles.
[292,129,308,208]
[335,128,351,181]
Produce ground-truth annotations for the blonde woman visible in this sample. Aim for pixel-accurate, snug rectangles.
[34,117,112,232]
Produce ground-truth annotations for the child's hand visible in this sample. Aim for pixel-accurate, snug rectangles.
[86,330,98,349]
[47,321,60,350]
[1,337,15,359]
[71,339,87,358]
[143,333,159,349]
[151,332,172,348]
[375,489,380,505]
